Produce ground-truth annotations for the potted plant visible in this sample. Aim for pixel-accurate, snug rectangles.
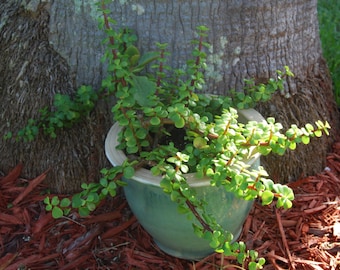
[23,2,329,268]
[104,108,265,261]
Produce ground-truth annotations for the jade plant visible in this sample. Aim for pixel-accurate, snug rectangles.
[6,1,331,268]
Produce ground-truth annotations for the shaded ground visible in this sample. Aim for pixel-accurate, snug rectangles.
[1,140,340,269]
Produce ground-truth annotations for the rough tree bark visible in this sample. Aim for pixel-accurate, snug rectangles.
[0,0,111,193]
[0,0,338,193]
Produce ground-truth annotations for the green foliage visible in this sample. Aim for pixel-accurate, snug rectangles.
[227,66,293,110]
[4,85,98,142]
[44,196,71,219]
[44,165,128,218]
[34,1,331,268]
[318,0,340,106]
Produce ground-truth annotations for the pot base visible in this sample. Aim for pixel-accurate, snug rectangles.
[154,227,243,261]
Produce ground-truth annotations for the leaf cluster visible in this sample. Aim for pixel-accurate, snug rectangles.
[15,1,330,268]
[5,85,97,141]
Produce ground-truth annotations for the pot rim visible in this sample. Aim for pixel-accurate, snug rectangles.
[105,108,264,187]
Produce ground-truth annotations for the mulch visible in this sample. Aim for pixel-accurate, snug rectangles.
[1,141,340,270]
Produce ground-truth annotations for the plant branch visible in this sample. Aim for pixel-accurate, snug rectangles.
[185,199,213,233]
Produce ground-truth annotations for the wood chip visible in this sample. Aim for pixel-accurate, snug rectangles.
[1,137,340,269]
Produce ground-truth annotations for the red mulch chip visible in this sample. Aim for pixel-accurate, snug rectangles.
[1,141,340,269]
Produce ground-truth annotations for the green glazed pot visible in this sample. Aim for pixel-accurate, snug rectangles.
[105,109,264,260]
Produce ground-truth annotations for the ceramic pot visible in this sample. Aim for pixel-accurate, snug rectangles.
[105,109,264,260]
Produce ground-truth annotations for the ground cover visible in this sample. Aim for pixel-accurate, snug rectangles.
[1,138,339,269]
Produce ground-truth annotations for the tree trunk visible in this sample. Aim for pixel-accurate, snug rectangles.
[0,1,111,193]
[0,0,338,192]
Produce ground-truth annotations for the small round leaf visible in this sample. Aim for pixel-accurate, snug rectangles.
[52,207,63,219]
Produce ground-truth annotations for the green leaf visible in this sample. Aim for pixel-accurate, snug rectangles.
[258,257,266,265]
[87,193,96,202]
[131,75,157,107]
[108,181,118,196]
[277,197,293,209]
[135,128,148,139]
[79,207,90,217]
[180,164,189,173]
[301,135,310,144]
[4,131,12,140]
[174,116,185,128]
[209,237,221,249]
[289,141,296,150]
[60,198,71,207]
[72,193,84,208]
[150,116,161,126]
[87,202,97,212]
[51,196,60,206]
[160,178,172,193]
[101,188,108,196]
[130,55,140,66]
[126,145,139,154]
[43,197,50,205]
[177,204,190,214]
[136,51,159,69]
[193,137,207,149]
[170,190,180,201]
[126,137,137,148]
[261,190,274,205]
[100,177,108,187]
[248,262,258,270]
[81,183,88,189]
[314,130,322,137]
[258,146,272,155]
[192,224,204,238]
[249,249,258,260]
[52,206,63,219]
[123,166,135,179]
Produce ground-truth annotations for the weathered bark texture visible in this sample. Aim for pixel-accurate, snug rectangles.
[0,1,111,193]
[0,0,338,191]
[47,0,340,183]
